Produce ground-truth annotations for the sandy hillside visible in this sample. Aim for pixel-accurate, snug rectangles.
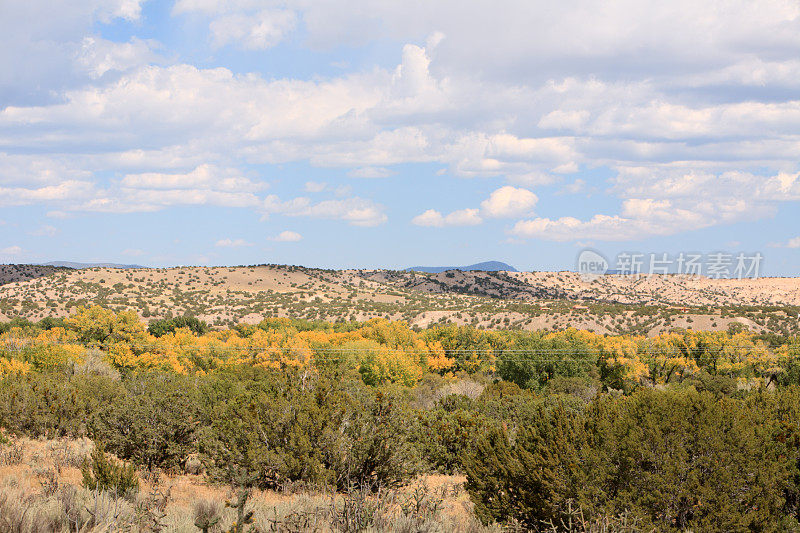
[0,264,797,336]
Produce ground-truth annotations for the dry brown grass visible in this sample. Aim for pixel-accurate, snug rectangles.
[0,436,495,532]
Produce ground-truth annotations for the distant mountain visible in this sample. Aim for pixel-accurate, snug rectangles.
[40,261,147,269]
[405,261,518,273]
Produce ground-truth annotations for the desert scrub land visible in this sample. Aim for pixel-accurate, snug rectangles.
[0,310,800,530]
[0,436,486,532]
[1,264,799,336]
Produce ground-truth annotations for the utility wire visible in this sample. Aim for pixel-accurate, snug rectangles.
[0,339,794,363]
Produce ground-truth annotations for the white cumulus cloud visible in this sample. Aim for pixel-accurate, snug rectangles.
[271,230,302,242]
[769,236,800,249]
[4,0,800,244]
[31,225,59,237]
[263,195,387,227]
[0,246,24,256]
[215,238,252,247]
[480,186,538,218]
[209,9,296,50]
[304,181,327,192]
[347,167,394,178]
[412,208,483,227]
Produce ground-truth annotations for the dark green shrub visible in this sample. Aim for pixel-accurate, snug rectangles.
[36,317,67,330]
[465,389,797,530]
[197,367,335,488]
[465,402,589,528]
[544,375,600,403]
[89,372,198,470]
[437,393,475,412]
[471,383,567,426]
[328,388,420,489]
[81,444,139,498]
[0,372,122,438]
[413,406,495,473]
[689,370,738,398]
[198,367,418,490]
[496,332,596,390]
[0,317,35,334]
[478,380,524,400]
[148,316,208,337]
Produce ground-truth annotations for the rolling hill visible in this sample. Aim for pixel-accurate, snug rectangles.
[40,261,146,269]
[405,261,518,273]
[0,263,798,336]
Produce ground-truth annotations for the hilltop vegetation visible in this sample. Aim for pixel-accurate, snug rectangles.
[0,264,68,285]
[1,263,799,337]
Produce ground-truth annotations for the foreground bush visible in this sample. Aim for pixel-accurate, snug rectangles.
[198,367,420,490]
[412,398,496,474]
[0,372,122,438]
[81,444,139,498]
[465,388,800,531]
[89,372,198,471]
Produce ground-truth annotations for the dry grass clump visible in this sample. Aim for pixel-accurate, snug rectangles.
[438,379,485,401]
[0,436,497,532]
[0,441,23,466]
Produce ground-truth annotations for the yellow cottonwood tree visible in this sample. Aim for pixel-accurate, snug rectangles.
[66,306,148,348]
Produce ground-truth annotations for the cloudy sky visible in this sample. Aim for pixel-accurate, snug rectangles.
[1,0,799,273]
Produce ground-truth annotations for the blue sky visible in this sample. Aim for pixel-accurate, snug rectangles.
[1,0,799,274]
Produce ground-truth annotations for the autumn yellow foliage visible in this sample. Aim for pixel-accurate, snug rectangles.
[0,306,796,388]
